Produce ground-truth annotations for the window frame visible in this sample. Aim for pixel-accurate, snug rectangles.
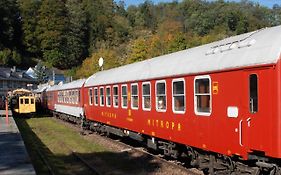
[99,86,105,107]
[172,78,186,114]
[249,74,258,113]
[76,90,79,104]
[106,86,111,107]
[25,98,29,104]
[89,88,93,105]
[94,87,98,106]
[113,85,119,108]
[131,83,139,110]
[194,75,212,116]
[155,80,167,112]
[121,84,128,109]
[142,82,151,111]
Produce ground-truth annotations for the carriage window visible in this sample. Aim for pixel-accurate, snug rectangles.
[63,91,65,103]
[113,86,118,108]
[195,76,211,116]
[78,90,80,104]
[25,98,29,104]
[20,99,24,104]
[249,74,258,113]
[72,91,75,104]
[122,85,128,108]
[156,81,166,112]
[31,98,34,104]
[173,79,185,113]
[76,90,79,104]
[94,88,98,106]
[66,91,69,103]
[131,84,139,109]
[100,87,104,106]
[59,91,62,103]
[70,91,73,104]
[69,91,71,103]
[89,88,93,105]
[142,83,151,110]
[106,87,111,107]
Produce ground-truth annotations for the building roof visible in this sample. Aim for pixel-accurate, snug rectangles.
[46,79,86,92]
[0,67,37,82]
[85,25,281,87]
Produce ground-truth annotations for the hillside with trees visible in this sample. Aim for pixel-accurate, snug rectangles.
[1,0,281,79]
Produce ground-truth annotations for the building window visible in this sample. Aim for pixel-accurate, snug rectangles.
[249,74,258,113]
[142,82,151,111]
[172,79,185,113]
[113,86,118,108]
[106,86,111,107]
[7,81,12,88]
[194,75,211,116]
[131,84,138,109]
[94,88,98,106]
[100,87,104,106]
[89,88,93,105]
[121,85,127,108]
[156,80,166,112]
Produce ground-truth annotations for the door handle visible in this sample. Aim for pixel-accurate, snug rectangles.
[239,120,243,146]
[246,117,251,127]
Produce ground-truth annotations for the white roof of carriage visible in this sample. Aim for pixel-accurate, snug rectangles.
[47,79,85,91]
[46,84,60,92]
[85,25,281,87]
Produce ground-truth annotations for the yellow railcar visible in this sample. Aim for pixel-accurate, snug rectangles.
[11,89,36,115]
[13,96,36,114]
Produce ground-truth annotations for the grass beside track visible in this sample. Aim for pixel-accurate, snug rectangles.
[15,115,106,175]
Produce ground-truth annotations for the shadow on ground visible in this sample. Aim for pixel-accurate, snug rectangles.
[14,115,162,175]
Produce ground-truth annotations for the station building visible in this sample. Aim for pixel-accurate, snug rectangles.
[0,67,38,97]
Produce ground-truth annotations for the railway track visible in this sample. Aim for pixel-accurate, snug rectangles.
[71,151,100,175]
[111,138,202,175]
[55,117,202,175]
[35,135,101,175]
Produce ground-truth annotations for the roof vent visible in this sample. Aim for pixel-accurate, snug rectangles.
[238,39,256,48]
[230,43,237,49]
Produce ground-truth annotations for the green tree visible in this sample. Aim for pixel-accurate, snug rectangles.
[65,0,88,67]
[168,32,187,53]
[127,38,149,63]
[83,0,115,52]
[36,0,68,69]
[34,62,48,84]
[18,0,41,55]
[0,0,22,49]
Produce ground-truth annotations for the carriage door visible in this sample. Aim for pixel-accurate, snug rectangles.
[240,73,258,149]
[241,71,265,151]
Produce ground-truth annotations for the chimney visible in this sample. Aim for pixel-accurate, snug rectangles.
[11,66,16,72]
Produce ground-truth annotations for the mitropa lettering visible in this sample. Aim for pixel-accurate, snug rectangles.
[101,112,117,119]
[147,119,182,131]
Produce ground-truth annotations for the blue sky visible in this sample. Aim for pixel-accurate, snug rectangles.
[118,0,281,8]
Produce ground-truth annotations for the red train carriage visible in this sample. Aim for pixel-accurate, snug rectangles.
[46,85,59,111]
[47,79,85,123]
[83,26,281,174]
[34,86,49,110]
